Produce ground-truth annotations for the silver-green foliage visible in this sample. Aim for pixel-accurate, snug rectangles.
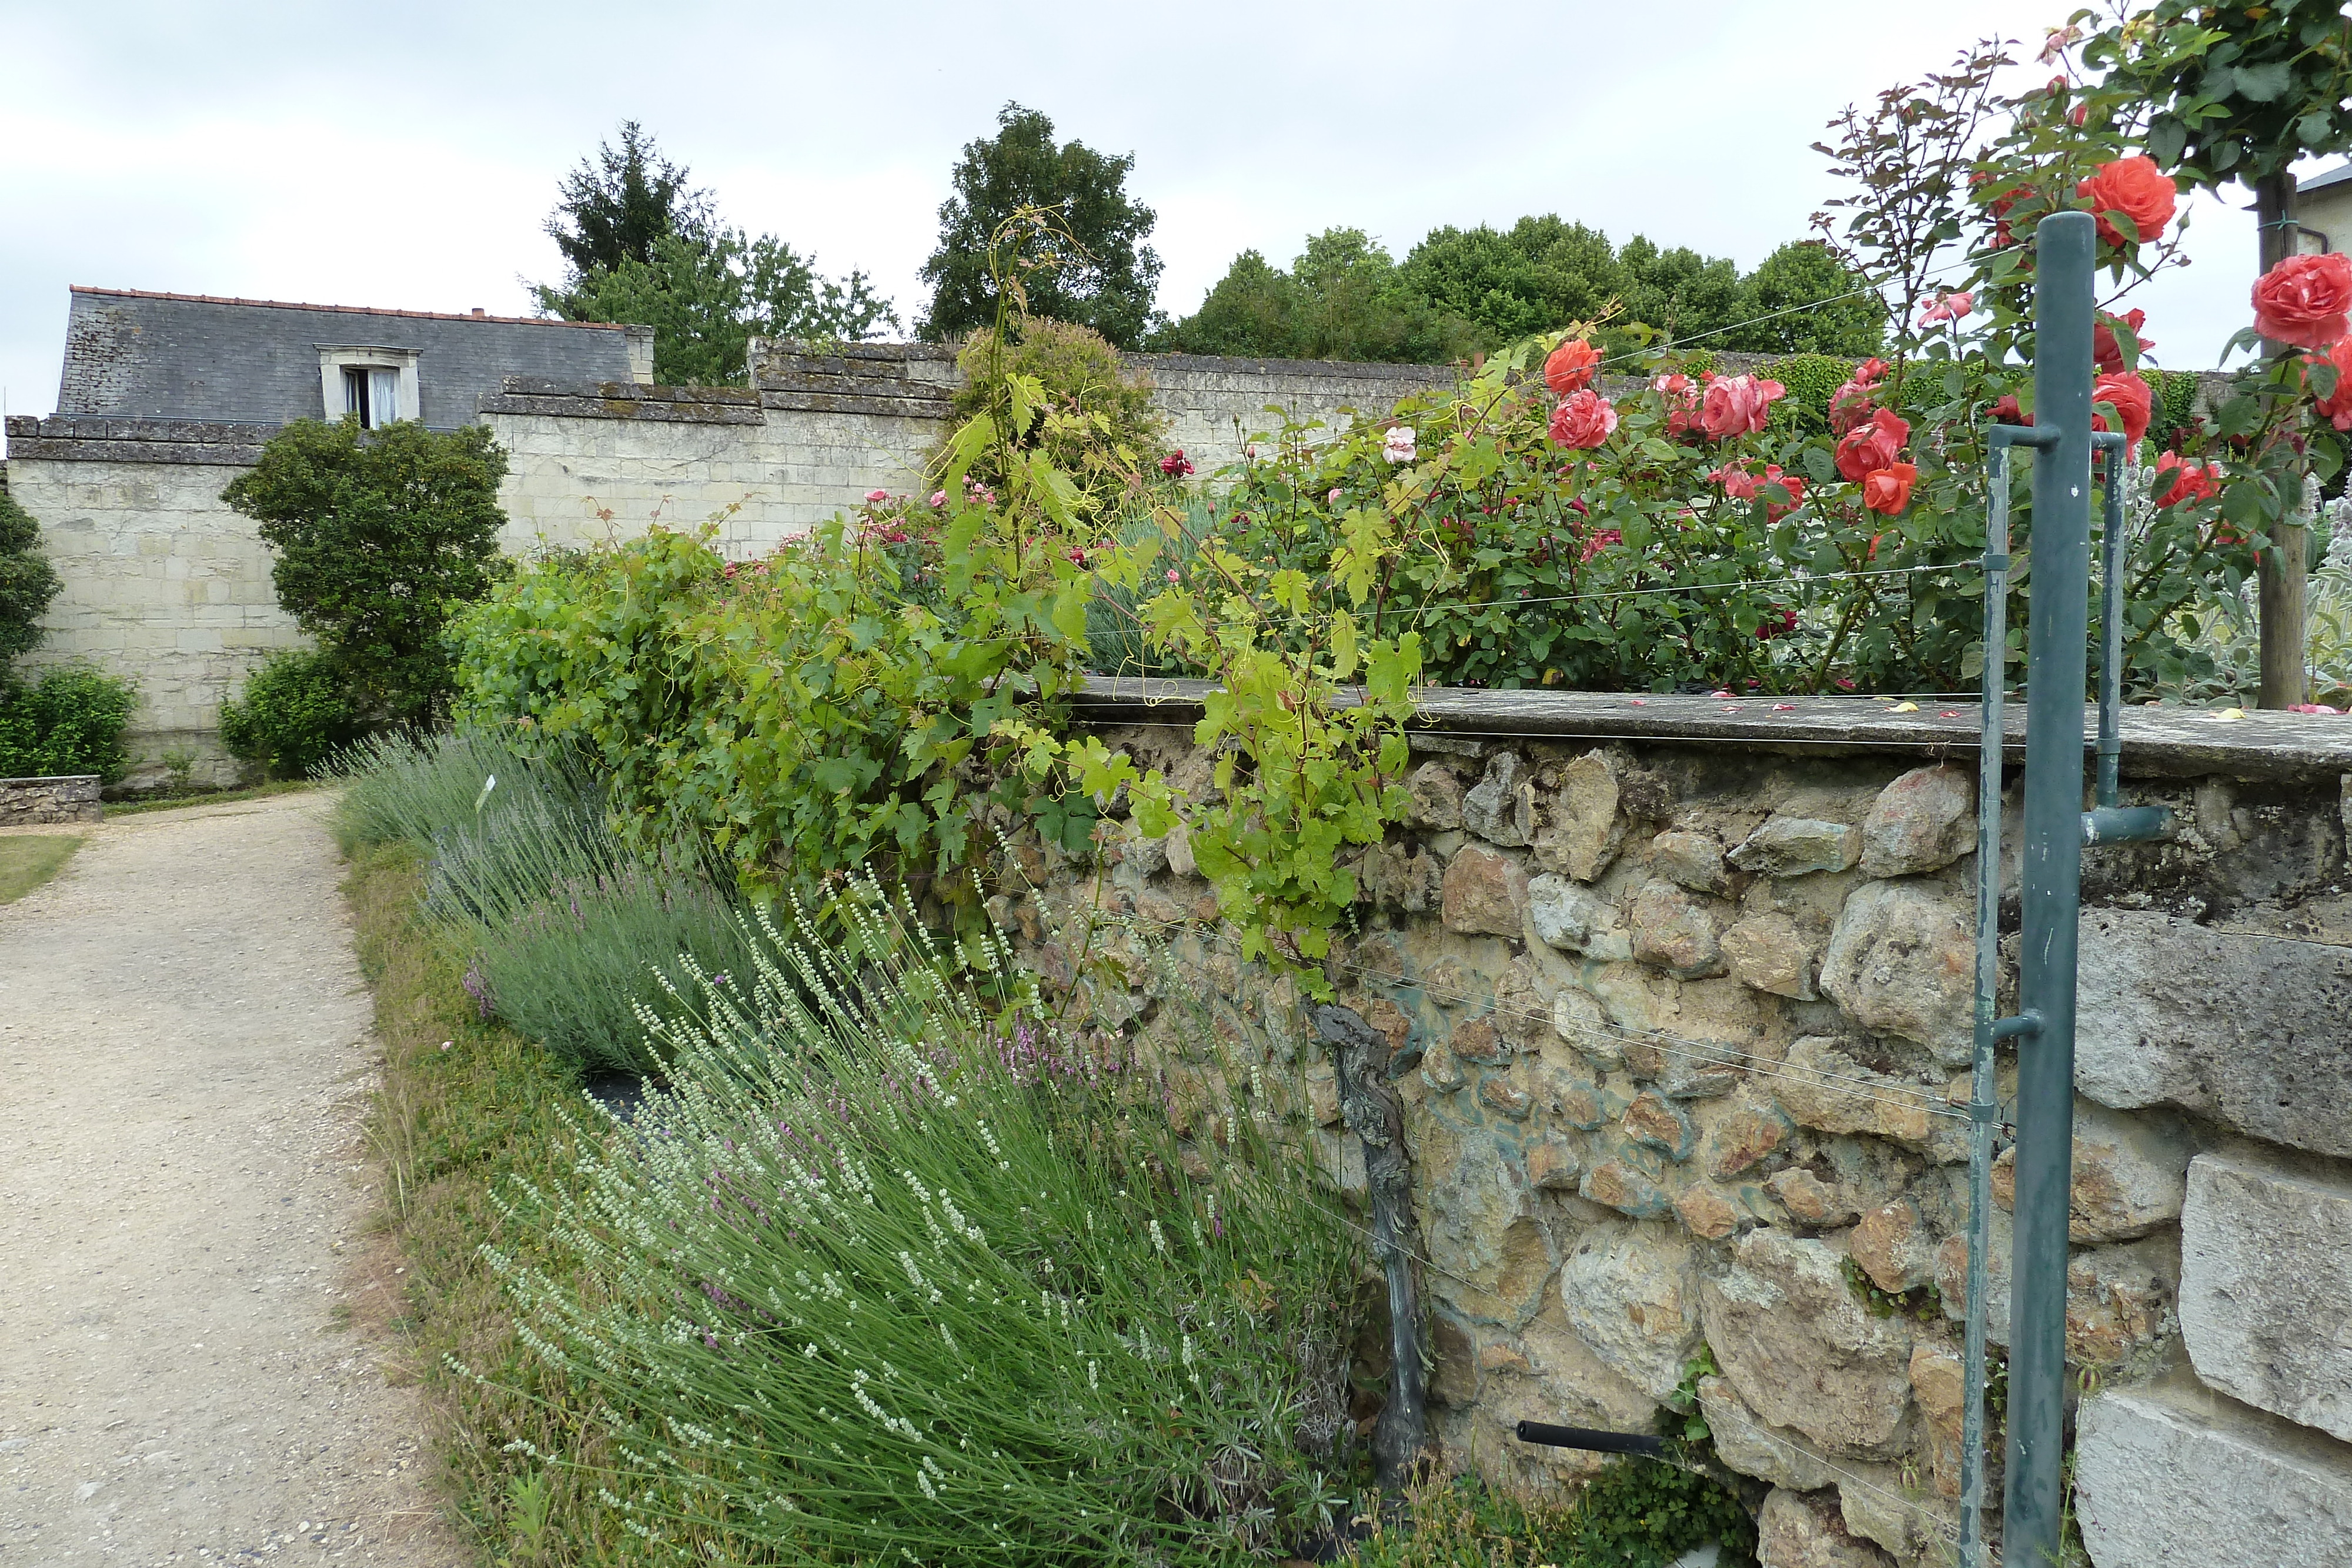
[2166,497,2352,704]
[479,881,1364,1562]
[333,729,761,1076]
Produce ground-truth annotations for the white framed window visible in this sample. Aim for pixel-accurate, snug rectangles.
[316,346,421,429]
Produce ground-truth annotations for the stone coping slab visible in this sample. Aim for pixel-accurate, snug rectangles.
[1071,676,2352,783]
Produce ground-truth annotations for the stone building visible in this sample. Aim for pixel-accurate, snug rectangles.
[2,286,1454,785]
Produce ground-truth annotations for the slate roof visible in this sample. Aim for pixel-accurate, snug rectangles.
[55,287,640,430]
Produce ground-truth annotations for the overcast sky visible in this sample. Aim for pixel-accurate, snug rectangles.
[0,0,2313,437]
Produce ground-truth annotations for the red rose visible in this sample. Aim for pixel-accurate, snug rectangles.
[1828,357,1889,437]
[1698,373,1787,440]
[2092,370,2153,446]
[1835,406,1910,482]
[2077,155,2177,246]
[2153,450,2220,508]
[2093,309,2151,373]
[1544,338,1602,396]
[2306,339,2352,431]
[1862,463,1917,515]
[1987,394,2034,426]
[1756,607,1798,641]
[1548,389,1619,449]
[2254,253,2352,349]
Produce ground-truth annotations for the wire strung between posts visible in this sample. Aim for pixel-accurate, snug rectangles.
[1121,561,1986,643]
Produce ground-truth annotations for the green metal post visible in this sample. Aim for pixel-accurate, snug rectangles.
[1960,439,2012,1568]
[2003,209,2096,1567]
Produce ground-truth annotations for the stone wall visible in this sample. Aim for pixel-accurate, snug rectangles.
[2,421,295,787]
[990,686,2352,1567]
[1,774,102,825]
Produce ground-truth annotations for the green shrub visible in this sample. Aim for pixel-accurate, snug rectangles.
[218,649,368,779]
[944,317,1170,514]
[0,663,138,781]
[0,484,62,662]
[221,417,509,727]
[1762,352,1860,437]
[483,879,1362,1562]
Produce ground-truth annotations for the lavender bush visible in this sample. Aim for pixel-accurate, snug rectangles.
[477,877,1364,1562]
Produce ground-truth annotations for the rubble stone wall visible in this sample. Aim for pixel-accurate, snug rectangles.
[1,774,102,825]
[991,692,2352,1568]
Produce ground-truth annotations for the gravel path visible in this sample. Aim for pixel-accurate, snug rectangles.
[0,793,461,1567]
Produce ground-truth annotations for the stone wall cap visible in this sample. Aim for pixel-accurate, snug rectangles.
[1,774,102,787]
[1073,677,2352,782]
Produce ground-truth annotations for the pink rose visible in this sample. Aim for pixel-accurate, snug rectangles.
[1828,358,1890,437]
[2254,253,2352,348]
[1548,389,1618,449]
[1835,407,1910,482]
[1698,373,1786,440]
[928,490,947,508]
[1917,292,1976,326]
[1652,372,1701,439]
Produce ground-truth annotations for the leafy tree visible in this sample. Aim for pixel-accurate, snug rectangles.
[920,103,1163,348]
[553,229,897,386]
[1156,249,1302,357]
[537,122,894,385]
[1726,240,1886,356]
[1399,216,1631,346]
[221,419,509,727]
[1619,236,1745,346]
[544,119,713,279]
[0,484,62,661]
[2091,0,2352,189]
[1156,229,1474,362]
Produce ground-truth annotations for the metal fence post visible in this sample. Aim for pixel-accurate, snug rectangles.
[2001,208,2096,1567]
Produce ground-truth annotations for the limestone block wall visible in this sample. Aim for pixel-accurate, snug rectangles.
[1128,353,1457,471]
[2,419,298,787]
[484,366,954,550]
[992,687,2352,1567]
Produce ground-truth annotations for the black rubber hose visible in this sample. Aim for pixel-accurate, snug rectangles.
[1513,1420,1668,1457]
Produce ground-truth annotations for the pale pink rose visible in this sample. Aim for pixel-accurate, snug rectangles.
[1547,390,1617,449]
[1917,291,1977,326]
[928,490,947,508]
[864,489,891,503]
[1384,427,1418,463]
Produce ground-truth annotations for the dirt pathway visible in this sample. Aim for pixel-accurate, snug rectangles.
[0,793,460,1567]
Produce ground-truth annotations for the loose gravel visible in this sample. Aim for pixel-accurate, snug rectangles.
[0,793,462,1566]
